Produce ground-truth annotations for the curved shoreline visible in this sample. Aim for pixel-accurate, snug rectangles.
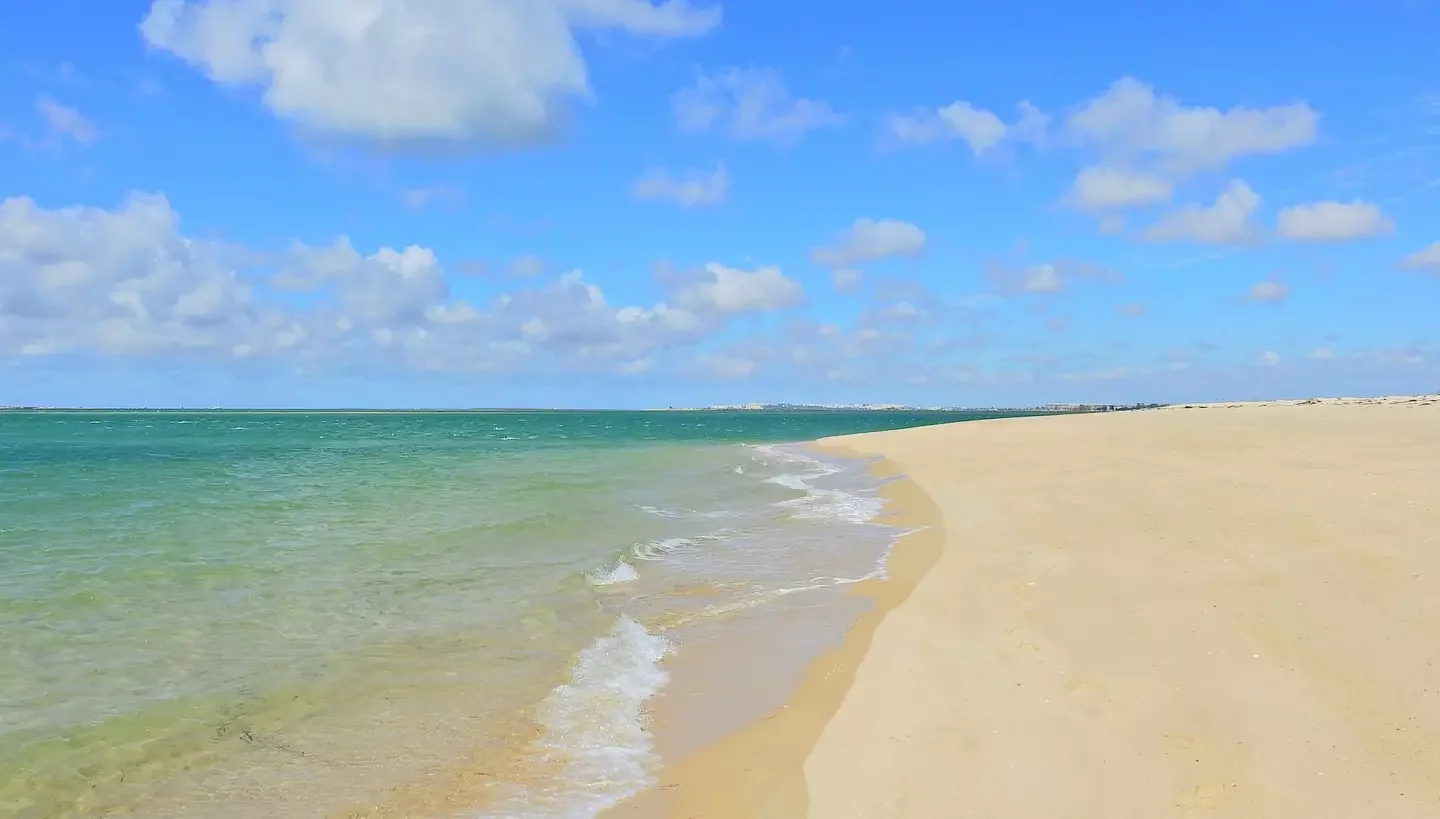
[611,396,1440,818]
[601,446,946,817]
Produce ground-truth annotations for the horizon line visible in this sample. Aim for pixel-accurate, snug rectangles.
[0,404,1102,413]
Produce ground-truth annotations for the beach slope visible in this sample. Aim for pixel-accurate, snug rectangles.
[805,398,1440,818]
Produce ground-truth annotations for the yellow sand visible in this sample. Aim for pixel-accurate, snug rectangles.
[611,395,1440,818]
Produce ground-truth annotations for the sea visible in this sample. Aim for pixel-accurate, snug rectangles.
[0,410,1021,819]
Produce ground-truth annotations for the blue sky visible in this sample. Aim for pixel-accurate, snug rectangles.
[2,0,1438,408]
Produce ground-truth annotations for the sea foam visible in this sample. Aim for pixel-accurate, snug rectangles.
[584,561,640,586]
[756,445,886,525]
[479,616,669,818]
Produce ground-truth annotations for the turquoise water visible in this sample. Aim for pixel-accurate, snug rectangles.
[0,410,1018,818]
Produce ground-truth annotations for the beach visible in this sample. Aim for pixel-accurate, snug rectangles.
[617,395,1440,818]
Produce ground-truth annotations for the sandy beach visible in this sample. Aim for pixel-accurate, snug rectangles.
[612,395,1440,818]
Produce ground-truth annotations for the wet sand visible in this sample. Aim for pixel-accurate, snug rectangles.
[613,395,1440,818]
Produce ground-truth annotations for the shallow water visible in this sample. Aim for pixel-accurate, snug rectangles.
[0,409,1020,818]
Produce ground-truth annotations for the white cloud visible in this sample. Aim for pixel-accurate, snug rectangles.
[1400,241,1440,275]
[1257,350,1281,367]
[36,98,97,145]
[141,0,719,150]
[617,356,654,374]
[703,354,757,379]
[285,238,452,323]
[1275,200,1393,241]
[0,192,289,359]
[986,260,1120,296]
[669,262,804,314]
[1246,279,1289,304]
[673,67,841,145]
[887,101,1004,153]
[1140,179,1261,245]
[632,164,729,206]
[1007,263,1064,294]
[831,268,863,293]
[0,191,808,376]
[1011,101,1049,147]
[1069,165,1172,210]
[810,218,926,268]
[885,100,1046,154]
[1065,77,1318,176]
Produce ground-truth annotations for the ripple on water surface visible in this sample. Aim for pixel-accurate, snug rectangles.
[0,409,988,817]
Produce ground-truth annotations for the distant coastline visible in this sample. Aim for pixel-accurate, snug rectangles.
[645,402,1165,413]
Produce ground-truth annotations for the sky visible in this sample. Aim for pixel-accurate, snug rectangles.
[1,0,1438,409]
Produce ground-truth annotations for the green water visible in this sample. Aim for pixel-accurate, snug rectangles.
[0,409,1021,818]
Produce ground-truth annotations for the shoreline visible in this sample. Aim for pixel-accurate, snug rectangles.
[611,394,1440,817]
[602,449,945,818]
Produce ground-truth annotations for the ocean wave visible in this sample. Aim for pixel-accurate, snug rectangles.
[634,505,734,521]
[584,560,639,586]
[628,537,695,561]
[635,504,685,519]
[479,616,669,818]
[764,472,812,491]
[749,443,843,474]
[777,486,884,524]
[763,467,885,526]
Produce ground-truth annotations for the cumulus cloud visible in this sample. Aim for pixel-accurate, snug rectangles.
[668,262,804,314]
[1065,77,1318,176]
[1400,241,1440,276]
[1068,165,1172,211]
[1275,200,1393,241]
[0,191,803,375]
[810,218,926,268]
[632,164,729,206]
[140,0,720,151]
[1257,350,1281,367]
[886,101,1004,153]
[1140,179,1261,245]
[986,260,1121,296]
[884,100,1046,153]
[0,192,293,359]
[672,67,841,145]
[280,238,452,324]
[1245,279,1289,304]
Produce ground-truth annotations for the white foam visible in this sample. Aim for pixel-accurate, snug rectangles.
[635,505,733,521]
[777,487,885,524]
[478,616,669,818]
[749,444,844,477]
[751,445,888,526]
[636,504,684,519]
[585,561,639,586]
[764,473,812,491]
[628,537,694,561]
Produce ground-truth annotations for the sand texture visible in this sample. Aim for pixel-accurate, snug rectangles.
[797,397,1440,818]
